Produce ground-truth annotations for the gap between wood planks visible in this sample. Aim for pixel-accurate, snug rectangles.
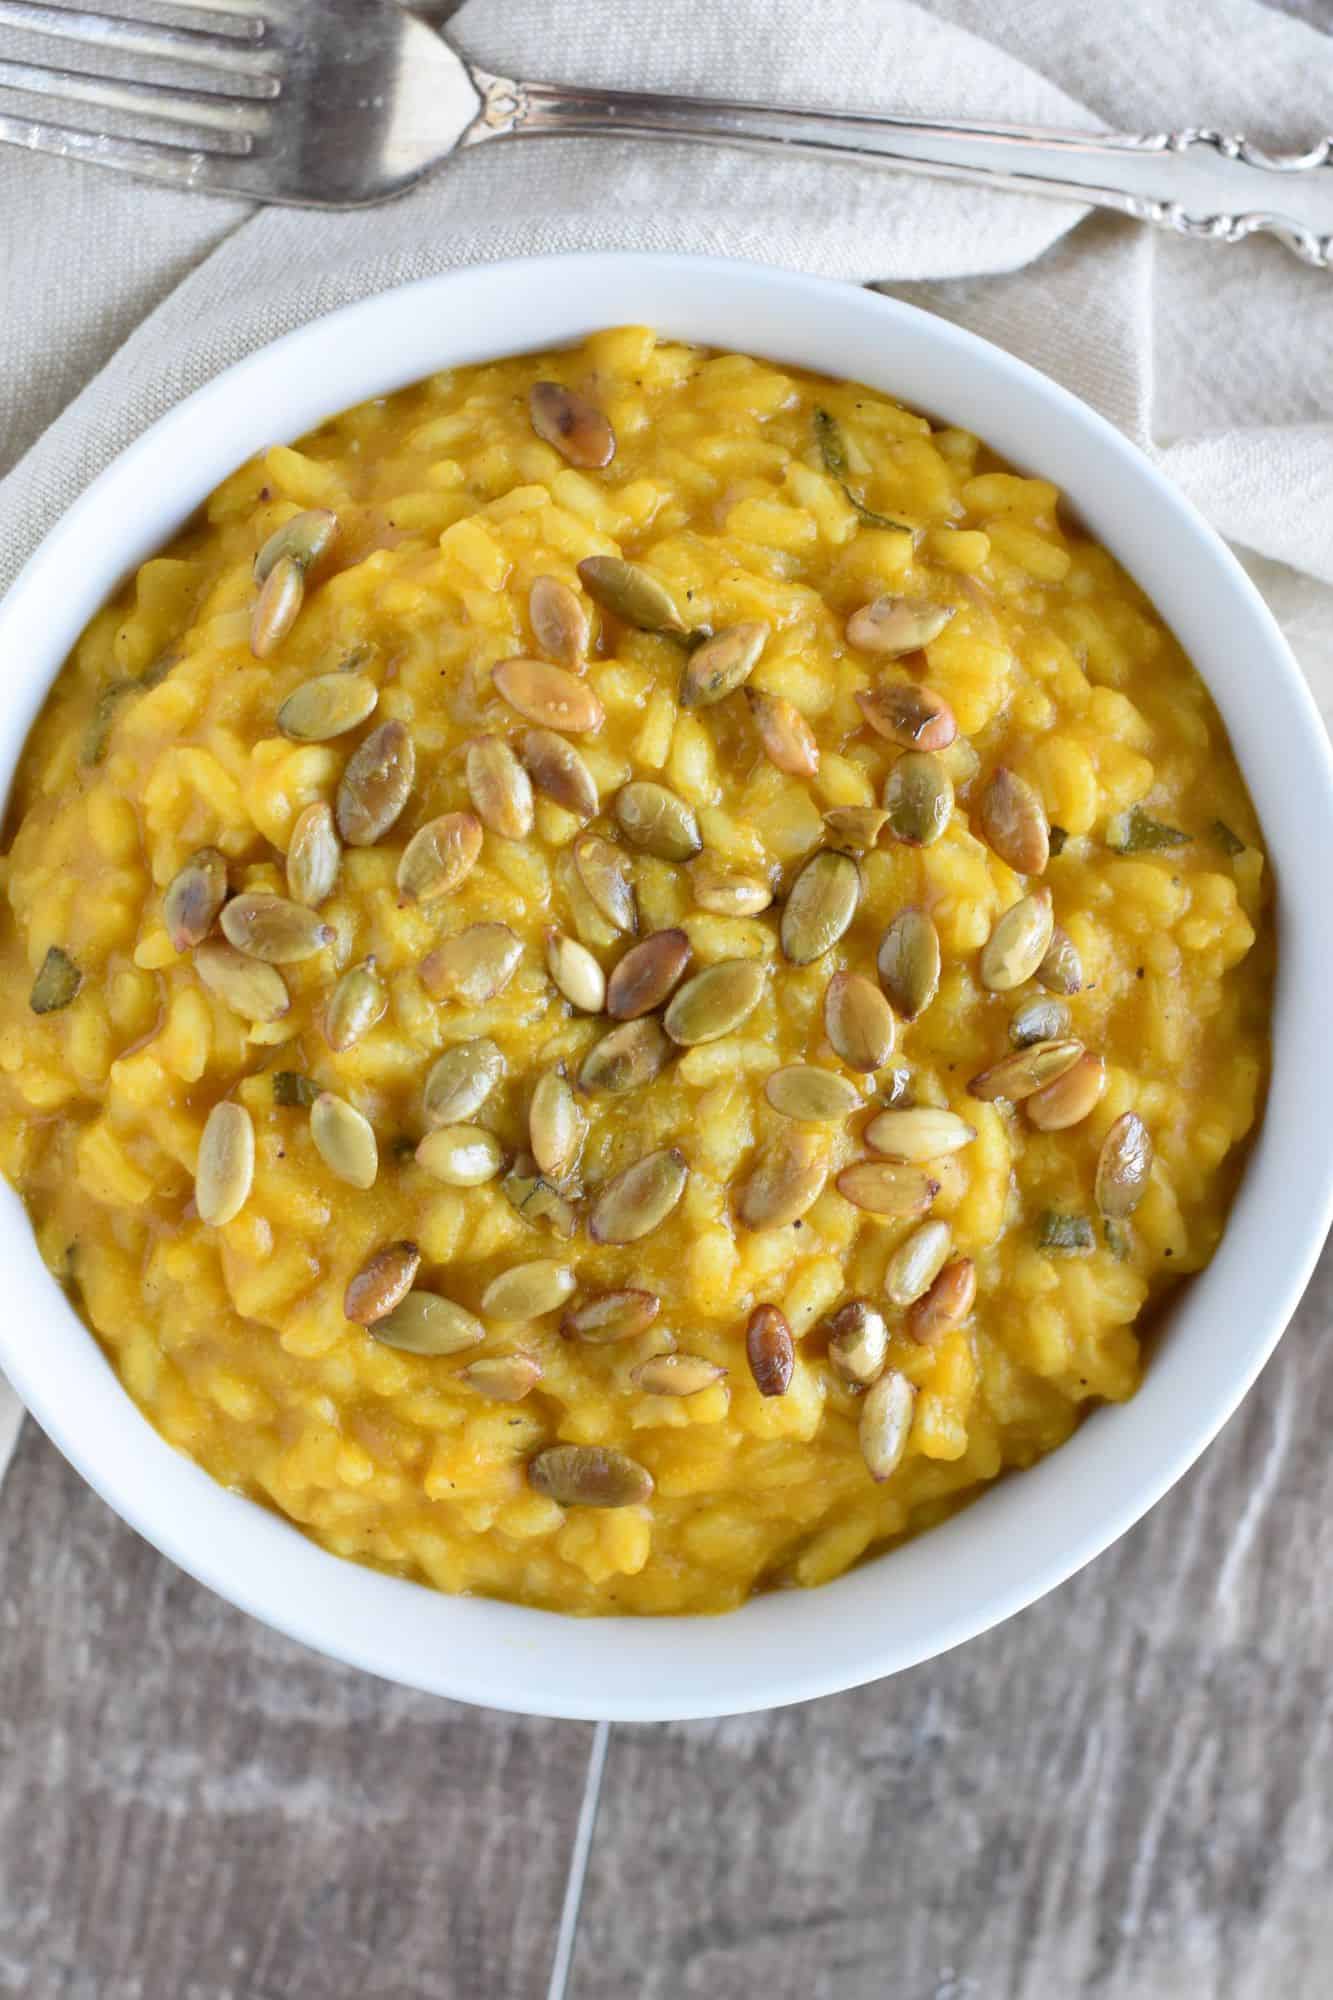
[545,1719,611,2000]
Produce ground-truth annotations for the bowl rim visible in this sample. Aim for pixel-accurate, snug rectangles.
[1,250,1330,1722]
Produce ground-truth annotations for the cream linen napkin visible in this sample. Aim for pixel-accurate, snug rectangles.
[1,0,1329,1475]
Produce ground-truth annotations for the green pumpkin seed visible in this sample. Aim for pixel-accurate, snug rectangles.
[688,856,773,917]
[423,1039,505,1128]
[277,673,378,743]
[884,1219,952,1309]
[969,1038,1084,1103]
[528,1444,653,1508]
[220,893,334,964]
[577,1016,672,1094]
[860,1370,917,1480]
[501,1154,578,1238]
[1010,997,1072,1047]
[273,1071,320,1109]
[324,960,387,1053]
[466,735,534,841]
[250,554,304,659]
[835,1160,939,1218]
[979,889,1055,992]
[1026,1051,1105,1131]
[1036,1210,1094,1254]
[493,657,604,734]
[877,910,940,1021]
[883,751,953,846]
[195,1101,254,1227]
[336,720,416,847]
[1037,926,1083,996]
[781,849,861,965]
[164,848,227,953]
[545,928,606,1012]
[738,1127,827,1230]
[577,556,684,635]
[520,728,599,821]
[664,958,766,1045]
[1106,806,1190,854]
[311,1091,378,1190]
[634,1352,725,1397]
[529,381,615,468]
[463,1354,544,1403]
[1096,1112,1153,1220]
[194,940,290,1023]
[746,688,819,777]
[847,595,954,656]
[823,807,889,852]
[746,1304,795,1398]
[979,767,1049,875]
[764,1064,860,1123]
[396,811,484,905]
[419,923,521,1004]
[530,575,589,669]
[416,1124,505,1187]
[614,781,701,861]
[573,832,637,935]
[562,1289,661,1345]
[588,1147,689,1244]
[482,1259,577,1321]
[606,929,692,1021]
[254,507,338,582]
[371,1290,485,1356]
[680,621,767,708]
[824,970,896,1072]
[528,1067,586,1183]
[286,801,341,906]
[906,1258,977,1343]
[865,1107,976,1162]
[855,681,957,752]
[344,1240,420,1325]
[824,1298,888,1386]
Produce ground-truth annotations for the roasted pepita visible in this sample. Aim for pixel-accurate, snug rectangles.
[344,1240,420,1325]
[520,727,599,820]
[493,657,604,733]
[577,1016,672,1094]
[822,806,889,851]
[824,1297,888,1386]
[877,909,940,1021]
[884,1219,952,1309]
[906,1259,977,1344]
[277,672,378,743]
[1010,997,1072,1047]
[576,556,684,635]
[423,1038,505,1127]
[529,574,589,669]
[606,928,692,1020]
[254,507,337,582]
[745,1304,795,1398]
[847,594,954,656]
[220,893,334,964]
[738,1126,827,1230]
[371,1291,485,1356]
[420,923,522,1004]
[855,681,957,753]
[501,1154,578,1238]
[529,381,615,468]
[482,1259,576,1320]
[883,751,953,846]
[859,1370,916,1481]
[250,554,304,659]
[528,1444,654,1508]
[664,958,766,1045]
[781,848,861,965]
[614,781,702,861]
[687,855,773,917]
[286,801,341,906]
[680,621,767,708]
[864,1106,976,1161]
[396,811,484,905]
[194,939,289,1023]
[1037,926,1083,996]
[311,1091,379,1190]
[979,767,1049,875]
[545,928,606,1012]
[573,832,637,935]
[528,1067,586,1182]
[1096,1112,1153,1219]
[634,1352,725,1397]
[562,1289,661,1344]
[979,889,1055,992]
[764,1064,860,1123]
[336,719,415,846]
[824,970,896,1072]
[968,1038,1083,1102]
[835,1160,939,1218]
[1026,1051,1106,1131]
[588,1147,689,1243]
[415,1124,505,1187]
[163,848,227,953]
[746,688,819,777]
[195,1101,254,1227]
[466,736,534,841]
[324,960,387,1053]
[463,1354,544,1403]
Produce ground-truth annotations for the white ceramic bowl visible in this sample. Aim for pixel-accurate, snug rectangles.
[2,254,1330,1721]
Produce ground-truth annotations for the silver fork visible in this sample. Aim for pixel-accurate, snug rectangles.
[1,0,1331,267]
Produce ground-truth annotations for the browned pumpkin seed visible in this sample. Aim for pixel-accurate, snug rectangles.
[614,781,701,861]
[286,801,340,906]
[746,688,819,777]
[1026,1051,1106,1131]
[1010,996,1072,1047]
[764,1064,860,1123]
[979,767,1049,875]
[419,923,522,1004]
[545,927,606,1012]
[562,1289,661,1345]
[906,1259,977,1344]
[220,892,334,964]
[877,910,941,1020]
[680,621,767,708]
[336,719,416,846]
[884,1219,952,1309]
[466,736,534,841]
[520,727,599,820]
[164,847,227,953]
[415,1124,504,1187]
[423,1038,505,1127]
[528,1067,586,1182]
[194,939,289,1023]
[528,1444,653,1508]
[482,1259,576,1320]
[856,681,957,752]
[835,1161,940,1218]
[501,1155,578,1238]
[324,960,386,1053]
[606,928,692,1020]
[277,672,378,743]
[311,1091,378,1190]
[968,1038,1084,1102]
[345,1240,420,1325]
[746,1304,795,1398]
[879,1067,914,1109]
[738,1127,827,1230]
[1037,925,1084,996]
[864,1107,976,1162]
[634,1352,725,1397]
[824,1298,888,1386]
[371,1290,485,1356]
[529,574,589,669]
[396,811,483,906]
[588,1147,689,1244]
[847,595,955,656]
[859,1369,917,1479]
[824,970,896,1072]
[573,832,637,935]
[688,855,773,917]
[823,806,889,851]
[254,507,337,582]
[781,848,861,965]
[250,554,304,659]
[980,889,1055,992]
[577,1016,672,1094]
[1096,1111,1154,1219]
[664,958,766,1045]
[577,556,684,635]
[493,657,604,733]
[195,1101,254,1227]
[883,751,953,846]
[463,1354,543,1403]
[529,381,615,468]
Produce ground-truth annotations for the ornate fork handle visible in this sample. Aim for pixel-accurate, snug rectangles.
[463,72,1333,271]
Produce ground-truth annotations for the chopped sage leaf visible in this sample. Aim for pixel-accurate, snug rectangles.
[81,648,179,765]
[1105,1218,1133,1261]
[273,1071,320,1108]
[1037,1209,1094,1254]
[1048,825,1069,857]
[1211,818,1245,857]
[29,946,82,1015]
[1106,806,1191,854]
[814,408,911,533]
